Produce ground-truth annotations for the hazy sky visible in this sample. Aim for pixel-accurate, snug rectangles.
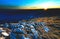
[0,0,60,9]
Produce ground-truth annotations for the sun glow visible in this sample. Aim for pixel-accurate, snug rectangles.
[40,2,56,10]
[19,2,60,9]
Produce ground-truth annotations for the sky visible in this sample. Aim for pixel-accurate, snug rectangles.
[0,0,60,9]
